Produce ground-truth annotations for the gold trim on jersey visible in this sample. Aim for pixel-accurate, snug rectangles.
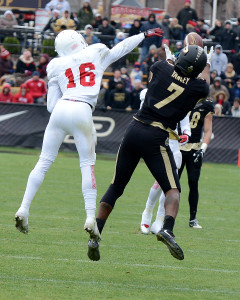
[111,141,122,184]
[180,142,201,151]
[133,117,180,141]
[160,146,177,189]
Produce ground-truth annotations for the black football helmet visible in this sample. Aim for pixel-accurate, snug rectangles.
[175,45,207,78]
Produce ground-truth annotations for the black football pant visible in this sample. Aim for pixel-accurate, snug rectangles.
[178,149,202,221]
[100,119,181,208]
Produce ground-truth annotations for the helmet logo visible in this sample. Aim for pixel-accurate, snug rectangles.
[187,66,193,73]
[183,45,189,54]
[72,43,78,50]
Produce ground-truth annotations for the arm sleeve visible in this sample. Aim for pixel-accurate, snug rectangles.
[101,33,145,69]
[180,114,191,136]
[47,76,62,113]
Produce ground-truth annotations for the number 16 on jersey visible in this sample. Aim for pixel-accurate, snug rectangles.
[65,63,96,88]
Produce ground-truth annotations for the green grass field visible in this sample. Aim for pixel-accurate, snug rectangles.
[0,148,240,299]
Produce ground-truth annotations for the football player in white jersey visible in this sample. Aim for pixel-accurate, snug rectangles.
[15,28,163,260]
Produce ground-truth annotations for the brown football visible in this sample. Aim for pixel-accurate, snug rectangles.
[184,32,204,48]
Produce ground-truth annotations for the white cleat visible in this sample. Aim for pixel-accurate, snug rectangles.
[140,209,152,235]
[150,217,164,234]
[15,210,29,234]
[189,219,202,229]
[84,218,101,242]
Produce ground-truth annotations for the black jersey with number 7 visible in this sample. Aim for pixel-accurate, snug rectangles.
[136,60,209,130]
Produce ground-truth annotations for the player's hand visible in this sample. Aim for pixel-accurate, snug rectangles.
[144,28,163,38]
[179,134,189,146]
[204,46,214,66]
[164,44,176,62]
[193,149,204,163]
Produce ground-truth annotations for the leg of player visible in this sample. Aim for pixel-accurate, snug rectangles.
[186,151,202,229]
[15,122,67,234]
[140,181,162,234]
[150,191,165,234]
[143,146,184,260]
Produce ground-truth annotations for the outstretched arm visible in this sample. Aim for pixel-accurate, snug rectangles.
[102,29,163,69]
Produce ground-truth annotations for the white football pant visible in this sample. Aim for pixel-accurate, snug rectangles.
[18,100,97,221]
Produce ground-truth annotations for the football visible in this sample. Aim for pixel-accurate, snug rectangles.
[184,32,204,48]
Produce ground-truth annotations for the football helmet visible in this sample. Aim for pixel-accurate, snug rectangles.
[55,30,88,57]
[175,45,207,78]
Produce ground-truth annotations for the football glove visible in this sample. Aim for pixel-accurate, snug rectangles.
[164,44,176,62]
[193,149,204,163]
[144,28,164,38]
[204,46,214,66]
[179,134,189,146]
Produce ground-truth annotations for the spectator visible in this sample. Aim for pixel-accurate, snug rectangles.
[210,45,228,76]
[233,17,240,40]
[77,0,94,30]
[130,62,143,86]
[131,79,143,109]
[42,9,60,33]
[120,67,132,93]
[93,13,102,29]
[129,19,141,37]
[231,98,240,117]
[0,10,18,28]
[208,19,223,43]
[140,13,162,63]
[221,63,238,90]
[13,83,33,104]
[220,20,237,52]
[16,12,25,26]
[214,103,224,116]
[98,17,116,48]
[210,70,218,84]
[214,91,231,115]
[25,71,47,104]
[144,45,159,74]
[169,18,183,40]
[107,81,131,111]
[186,20,197,34]
[157,38,169,60]
[0,83,13,103]
[229,51,240,75]
[161,14,171,40]
[230,76,240,101]
[209,77,230,101]
[37,54,50,79]
[83,24,99,45]
[195,19,208,38]
[173,41,183,57]
[45,0,71,15]
[16,50,36,75]
[54,10,76,33]
[0,10,18,42]
[0,49,14,78]
[107,69,124,92]
[176,0,198,38]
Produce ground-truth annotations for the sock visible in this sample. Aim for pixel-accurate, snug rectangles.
[145,181,162,211]
[190,212,197,221]
[19,157,52,213]
[163,215,175,232]
[81,165,97,220]
[96,218,106,234]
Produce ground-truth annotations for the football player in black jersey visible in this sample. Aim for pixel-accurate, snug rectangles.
[179,99,214,228]
[88,44,214,261]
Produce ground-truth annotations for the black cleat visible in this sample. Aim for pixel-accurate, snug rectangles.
[88,239,100,261]
[156,229,184,260]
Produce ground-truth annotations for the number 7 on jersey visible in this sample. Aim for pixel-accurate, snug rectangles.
[154,82,184,109]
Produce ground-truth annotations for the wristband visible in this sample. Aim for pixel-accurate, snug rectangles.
[201,143,208,153]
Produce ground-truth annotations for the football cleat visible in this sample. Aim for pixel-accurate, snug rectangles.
[15,210,29,234]
[150,217,164,234]
[84,218,101,242]
[156,229,184,260]
[140,209,153,235]
[189,219,202,229]
[88,239,100,261]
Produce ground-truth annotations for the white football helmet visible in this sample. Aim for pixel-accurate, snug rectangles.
[55,30,88,57]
